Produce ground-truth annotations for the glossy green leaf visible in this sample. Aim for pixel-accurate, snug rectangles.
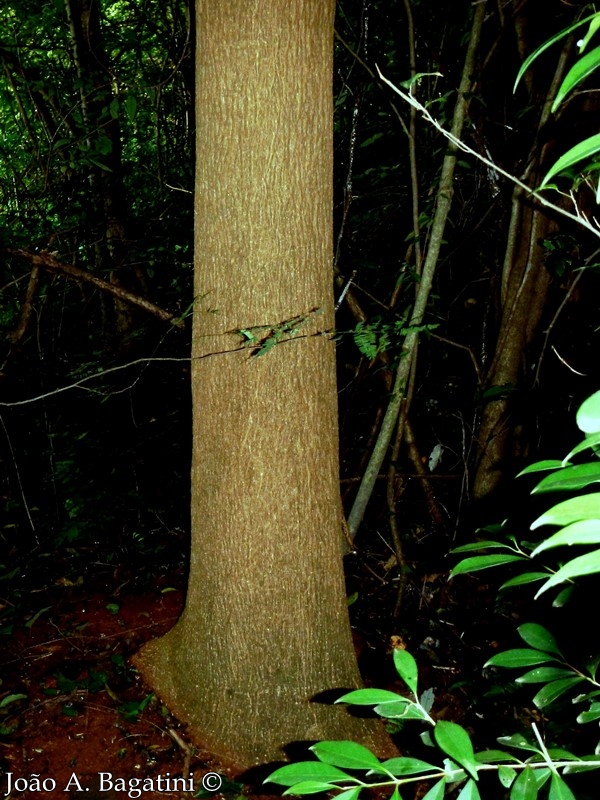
[532,463,600,494]
[546,748,579,761]
[500,573,548,590]
[393,649,418,694]
[282,781,338,795]
[496,734,541,755]
[532,677,584,709]
[514,13,599,92]
[532,520,600,555]
[379,757,438,777]
[451,541,515,553]
[548,773,576,800]
[517,623,562,656]
[266,761,351,787]
[535,549,600,597]
[457,779,481,800]
[578,13,600,52]
[333,788,362,800]
[485,649,558,669]
[311,742,380,771]
[552,45,600,112]
[577,391,600,433]
[421,779,446,800]
[336,689,401,706]
[564,431,600,461]
[434,721,479,780]
[474,750,520,764]
[450,554,527,577]
[516,667,574,684]
[563,754,600,772]
[541,133,600,188]
[576,702,600,723]
[530,493,600,529]
[374,701,425,720]
[498,765,517,788]
[518,460,564,477]
[510,766,538,800]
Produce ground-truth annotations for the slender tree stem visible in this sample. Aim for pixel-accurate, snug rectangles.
[347,1,488,540]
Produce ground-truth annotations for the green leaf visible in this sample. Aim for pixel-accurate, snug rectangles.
[535,549,600,597]
[282,781,339,795]
[485,649,558,669]
[578,13,600,52]
[483,384,516,400]
[451,541,516,553]
[532,463,600,494]
[552,45,600,112]
[336,689,401,706]
[546,749,579,761]
[500,573,548,590]
[563,754,600,771]
[548,773,576,800]
[577,391,600,433]
[457,779,481,800]
[474,750,520,764]
[311,741,381,771]
[498,765,517,788]
[496,734,540,755]
[532,520,600,555]
[516,667,574,684]
[518,460,564,477]
[421,779,446,800]
[0,693,27,708]
[266,762,351,787]
[124,95,138,121]
[541,133,600,188]
[577,702,600,723]
[393,649,418,694]
[374,701,426,720]
[510,766,538,800]
[514,13,599,92]
[532,677,585,709]
[333,788,362,800]
[434,721,479,780]
[379,757,438,777]
[564,431,600,461]
[450,554,527,577]
[25,606,52,629]
[531,493,600,529]
[517,623,562,656]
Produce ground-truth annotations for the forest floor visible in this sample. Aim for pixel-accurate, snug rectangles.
[0,543,506,800]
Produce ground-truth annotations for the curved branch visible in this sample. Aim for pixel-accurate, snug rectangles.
[7,249,184,328]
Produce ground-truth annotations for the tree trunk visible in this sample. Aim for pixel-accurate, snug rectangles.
[133,0,389,767]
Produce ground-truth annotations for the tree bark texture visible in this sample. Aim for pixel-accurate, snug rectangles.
[133,0,389,766]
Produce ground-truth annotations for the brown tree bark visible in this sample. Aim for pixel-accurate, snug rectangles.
[133,0,389,766]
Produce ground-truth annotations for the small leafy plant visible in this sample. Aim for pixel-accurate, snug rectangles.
[451,390,600,603]
[514,11,600,199]
[266,648,600,800]
[266,392,600,800]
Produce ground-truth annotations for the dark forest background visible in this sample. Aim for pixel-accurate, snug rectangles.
[1,0,599,618]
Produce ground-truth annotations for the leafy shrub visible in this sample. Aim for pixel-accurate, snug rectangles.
[266,648,600,800]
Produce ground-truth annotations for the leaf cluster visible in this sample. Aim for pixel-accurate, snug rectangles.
[515,11,600,198]
[266,648,600,800]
